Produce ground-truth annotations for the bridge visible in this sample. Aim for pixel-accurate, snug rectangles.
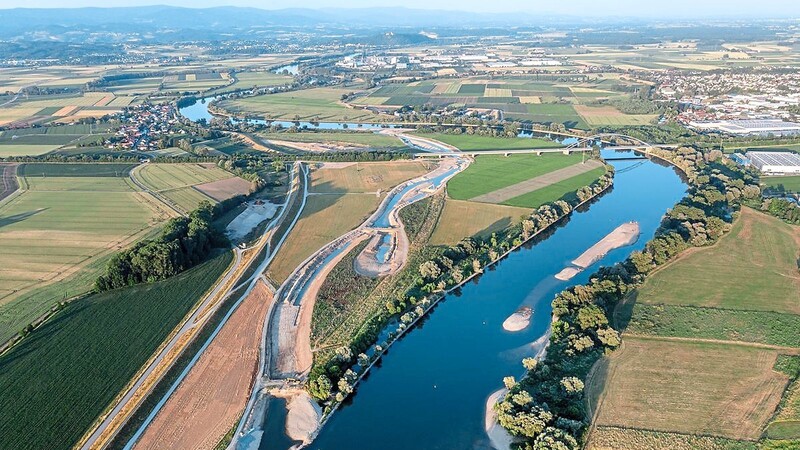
[413,147,593,158]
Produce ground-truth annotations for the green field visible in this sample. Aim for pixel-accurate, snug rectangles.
[635,207,800,314]
[413,133,563,151]
[0,144,61,157]
[502,166,606,208]
[763,176,800,193]
[134,163,237,211]
[447,154,584,200]
[219,87,389,122]
[0,173,172,343]
[623,303,800,348]
[208,71,294,95]
[430,199,530,245]
[260,131,408,151]
[0,252,232,450]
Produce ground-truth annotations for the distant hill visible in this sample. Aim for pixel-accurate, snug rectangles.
[0,6,545,42]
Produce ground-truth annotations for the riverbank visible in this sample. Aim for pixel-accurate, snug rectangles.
[300,162,616,448]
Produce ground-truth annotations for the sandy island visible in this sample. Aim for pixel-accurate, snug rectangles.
[283,392,322,445]
[502,306,533,332]
[555,221,640,281]
[485,389,514,450]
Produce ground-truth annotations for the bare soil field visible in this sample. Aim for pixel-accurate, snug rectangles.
[588,337,790,440]
[194,177,252,201]
[309,160,432,194]
[0,163,18,202]
[134,282,275,450]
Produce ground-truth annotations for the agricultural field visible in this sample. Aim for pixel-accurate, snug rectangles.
[573,105,658,126]
[590,207,800,449]
[0,123,115,156]
[0,92,134,126]
[354,75,649,129]
[0,165,175,343]
[588,426,759,450]
[162,72,231,92]
[0,252,232,450]
[412,133,563,151]
[134,163,249,212]
[634,207,800,314]
[429,199,530,245]
[258,131,409,152]
[588,337,790,440]
[218,86,390,122]
[446,153,606,209]
[207,70,294,95]
[308,160,431,193]
[763,175,800,193]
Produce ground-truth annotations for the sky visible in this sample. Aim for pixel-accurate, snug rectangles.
[5,0,800,18]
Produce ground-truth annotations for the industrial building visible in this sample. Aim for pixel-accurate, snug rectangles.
[689,119,800,136]
[746,151,800,175]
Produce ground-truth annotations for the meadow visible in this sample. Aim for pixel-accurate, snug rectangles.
[412,133,563,151]
[218,87,389,122]
[0,252,232,450]
[207,70,294,95]
[591,207,800,449]
[429,199,530,245]
[634,208,800,314]
[588,337,789,440]
[0,169,173,343]
[763,175,800,193]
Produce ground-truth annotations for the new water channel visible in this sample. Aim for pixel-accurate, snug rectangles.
[301,151,687,450]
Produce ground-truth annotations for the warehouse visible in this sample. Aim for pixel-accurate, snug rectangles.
[746,151,800,175]
[690,119,800,136]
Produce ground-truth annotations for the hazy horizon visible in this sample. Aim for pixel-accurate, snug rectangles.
[3,0,800,18]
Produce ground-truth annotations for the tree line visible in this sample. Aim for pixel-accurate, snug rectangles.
[95,201,229,291]
[493,147,761,450]
[307,164,615,407]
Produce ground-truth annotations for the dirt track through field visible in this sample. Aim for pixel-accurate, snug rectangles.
[0,163,19,202]
[471,159,603,204]
[133,282,275,450]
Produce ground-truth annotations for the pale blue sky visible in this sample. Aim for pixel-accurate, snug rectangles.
[4,0,800,17]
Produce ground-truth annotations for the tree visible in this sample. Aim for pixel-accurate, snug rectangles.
[503,376,517,389]
[308,375,332,401]
[522,357,538,371]
[560,377,584,394]
[419,260,441,280]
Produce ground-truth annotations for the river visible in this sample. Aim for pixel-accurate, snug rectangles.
[177,98,578,145]
[293,150,688,450]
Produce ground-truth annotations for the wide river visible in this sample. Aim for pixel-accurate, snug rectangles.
[290,151,687,450]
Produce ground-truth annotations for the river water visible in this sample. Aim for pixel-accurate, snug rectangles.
[295,151,687,450]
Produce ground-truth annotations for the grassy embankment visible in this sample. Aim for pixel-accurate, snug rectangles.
[588,208,800,448]
[0,252,233,450]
